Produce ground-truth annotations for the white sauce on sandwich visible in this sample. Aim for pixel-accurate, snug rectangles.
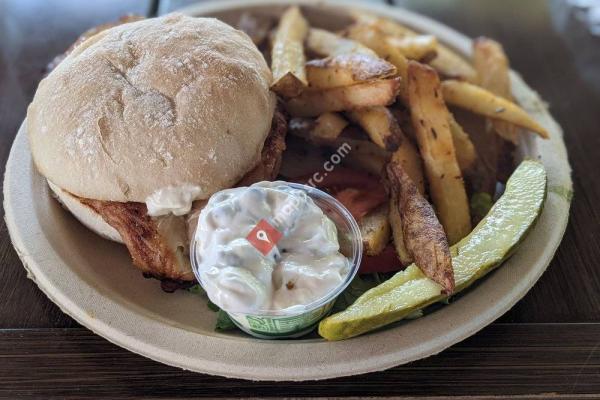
[193,181,350,314]
[145,185,203,216]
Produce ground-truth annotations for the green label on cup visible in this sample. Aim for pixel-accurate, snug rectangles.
[228,302,334,338]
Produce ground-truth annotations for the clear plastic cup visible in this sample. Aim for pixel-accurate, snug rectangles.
[190,182,363,339]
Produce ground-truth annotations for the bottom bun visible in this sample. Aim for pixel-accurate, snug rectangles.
[48,180,124,243]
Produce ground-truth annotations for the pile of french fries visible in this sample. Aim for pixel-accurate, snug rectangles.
[250,7,549,293]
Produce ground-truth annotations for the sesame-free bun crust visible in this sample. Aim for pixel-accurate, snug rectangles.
[27,14,276,202]
[47,180,124,243]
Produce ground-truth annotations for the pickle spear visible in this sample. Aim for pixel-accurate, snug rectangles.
[319,160,547,340]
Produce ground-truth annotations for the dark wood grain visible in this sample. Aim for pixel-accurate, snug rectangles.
[1,324,599,399]
[0,0,599,398]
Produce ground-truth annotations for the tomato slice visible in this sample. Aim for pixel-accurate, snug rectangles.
[293,168,387,220]
[294,168,382,192]
[359,245,405,274]
[294,168,398,272]
[333,187,387,220]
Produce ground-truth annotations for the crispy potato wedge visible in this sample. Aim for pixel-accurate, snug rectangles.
[270,6,309,97]
[430,46,477,82]
[473,38,512,100]
[360,204,391,256]
[386,35,438,61]
[473,37,519,144]
[312,112,348,143]
[306,28,377,57]
[345,23,408,100]
[347,106,401,151]
[350,10,415,36]
[388,192,412,265]
[285,77,401,117]
[288,113,348,145]
[306,54,396,89]
[387,161,454,293]
[351,12,476,82]
[387,133,425,265]
[408,62,471,244]
[441,80,549,139]
[390,137,425,194]
[448,113,477,172]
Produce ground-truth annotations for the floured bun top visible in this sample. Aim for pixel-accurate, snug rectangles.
[27,14,276,202]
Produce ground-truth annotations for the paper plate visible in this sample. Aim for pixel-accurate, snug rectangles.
[3,0,572,381]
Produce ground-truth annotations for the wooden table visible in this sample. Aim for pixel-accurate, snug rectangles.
[1,0,599,398]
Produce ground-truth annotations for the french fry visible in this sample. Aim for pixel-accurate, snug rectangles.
[350,11,476,82]
[387,161,454,293]
[345,23,409,100]
[390,137,425,194]
[306,54,396,89]
[430,46,477,82]
[386,126,425,266]
[306,28,377,57]
[270,6,309,97]
[347,106,401,151]
[441,80,549,139]
[388,192,413,265]
[360,204,391,256]
[285,77,401,117]
[350,10,416,36]
[386,35,438,61]
[448,113,477,172]
[473,38,512,100]
[472,37,519,144]
[408,62,471,244]
[387,131,425,265]
[312,113,348,143]
[288,113,348,145]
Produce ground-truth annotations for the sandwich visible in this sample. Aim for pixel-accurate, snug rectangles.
[26,14,287,288]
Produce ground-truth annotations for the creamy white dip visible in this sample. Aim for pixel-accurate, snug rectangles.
[145,185,203,216]
[193,181,350,314]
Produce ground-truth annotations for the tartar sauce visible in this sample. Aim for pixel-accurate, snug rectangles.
[145,185,203,216]
[193,181,350,314]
